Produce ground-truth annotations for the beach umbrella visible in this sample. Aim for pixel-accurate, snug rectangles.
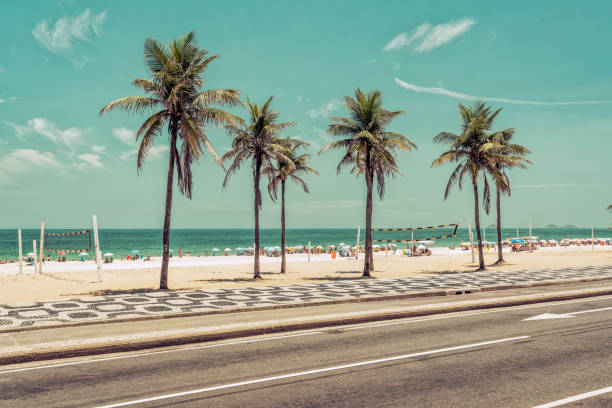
[131,250,139,254]
[27,252,34,257]
[224,248,231,252]
[212,248,220,252]
[103,252,114,257]
[511,239,525,244]
[79,252,89,257]
[417,245,426,250]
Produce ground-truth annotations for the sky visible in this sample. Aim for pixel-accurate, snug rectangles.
[1,0,611,229]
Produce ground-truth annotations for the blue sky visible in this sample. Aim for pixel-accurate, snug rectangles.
[1,0,611,229]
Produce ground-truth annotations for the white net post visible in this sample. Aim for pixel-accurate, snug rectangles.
[38,220,45,274]
[18,229,23,274]
[93,215,103,282]
[32,240,38,274]
[355,226,360,260]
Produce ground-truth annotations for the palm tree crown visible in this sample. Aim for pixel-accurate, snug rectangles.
[320,88,416,276]
[222,96,294,279]
[265,138,318,200]
[99,31,242,289]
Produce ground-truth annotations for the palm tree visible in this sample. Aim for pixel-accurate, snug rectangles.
[264,138,318,274]
[319,89,416,277]
[222,97,293,279]
[432,102,507,271]
[607,204,612,211]
[100,31,242,289]
[481,128,531,264]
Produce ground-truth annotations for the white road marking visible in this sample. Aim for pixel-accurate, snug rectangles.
[95,336,529,408]
[0,332,322,375]
[2,295,610,374]
[532,385,612,407]
[523,306,612,321]
[347,295,612,330]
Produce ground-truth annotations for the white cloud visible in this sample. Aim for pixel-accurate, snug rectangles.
[32,9,107,54]
[120,145,167,162]
[92,144,106,154]
[74,153,102,169]
[395,78,612,106]
[112,127,136,145]
[0,149,61,184]
[0,99,5,103]
[7,118,86,147]
[383,24,430,51]
[383,18,475,53]
[310,99,341,118]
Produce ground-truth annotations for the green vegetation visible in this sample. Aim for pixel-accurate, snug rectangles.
[482,117,531,264]
[99,31,242,289]
[432,102,510,271]
[319,89,416,277]
[265,138,318,274]
[222,97,294,279]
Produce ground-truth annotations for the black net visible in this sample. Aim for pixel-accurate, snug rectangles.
[373,224,459,243]
[45,230,92,253]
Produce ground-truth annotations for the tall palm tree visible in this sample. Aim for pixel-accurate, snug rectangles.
[319,89,416,277]
[222,97,293,279]
[482,128,531,264]
[100,31,242,289]
[432,102,507,271]
[264,138,318,274]
[607,204,612,211]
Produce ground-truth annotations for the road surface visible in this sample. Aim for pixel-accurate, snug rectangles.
[1,295,611,407]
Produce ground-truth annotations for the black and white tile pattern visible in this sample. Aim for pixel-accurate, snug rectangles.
[1,265,610,329]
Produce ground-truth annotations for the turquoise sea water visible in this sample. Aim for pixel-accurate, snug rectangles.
[0,228,610,261]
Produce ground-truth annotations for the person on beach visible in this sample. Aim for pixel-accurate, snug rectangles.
[179,248,182,258]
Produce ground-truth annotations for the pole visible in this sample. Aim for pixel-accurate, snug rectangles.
[411,231,414,257]
[529,222,533,252]
[18,229,23,274]
[32,240,38,274]
[355,226,360,260]
[516,226,519,238]
[308,240,311,262]
[468,218,475,263]
[592,226,595,251]
[38,220,45,274]
[93,215,103,282]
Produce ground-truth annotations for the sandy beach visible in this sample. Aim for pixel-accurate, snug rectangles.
[0,246,610,305]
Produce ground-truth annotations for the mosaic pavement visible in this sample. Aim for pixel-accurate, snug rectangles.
[1,265,610,329]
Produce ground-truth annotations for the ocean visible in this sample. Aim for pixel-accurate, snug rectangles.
[0,227,610,261]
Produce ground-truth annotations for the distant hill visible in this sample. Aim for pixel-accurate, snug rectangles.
[563,224,576,228]
[487,224,496,229]
[546,224,559,228]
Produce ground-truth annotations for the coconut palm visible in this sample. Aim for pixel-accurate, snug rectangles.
[432,102,507,271]
[319,89,416,277]
[99,31,242,289]
[264,138,318,274]
[481,128,531,264]
[222,97,294,279]
[608,204,612,211]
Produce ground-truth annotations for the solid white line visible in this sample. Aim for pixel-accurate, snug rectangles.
[532,385,612,407]
[570,306,612,316]
[345,295,612,331]
[95,336,529,408]
[0,332,322,375]
[3,294,610,374]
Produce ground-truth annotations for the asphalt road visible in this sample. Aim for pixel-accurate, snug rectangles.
[1,295,611,408]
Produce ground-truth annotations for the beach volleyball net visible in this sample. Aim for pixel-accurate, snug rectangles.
[45,230,92,253]
[373,223,459,243]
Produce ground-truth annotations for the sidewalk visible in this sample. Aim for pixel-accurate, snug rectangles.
[1,279,611,366]
[1,265,610,331]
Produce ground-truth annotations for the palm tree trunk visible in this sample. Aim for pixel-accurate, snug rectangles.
[160,130,177,290]
[472,176,486,270]
[369,168,374,272]
[280,179,286,274]
[495,185,504,264]
[253,156,262,279]
[363,146,373,277]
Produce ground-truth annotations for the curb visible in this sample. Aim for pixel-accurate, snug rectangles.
[1,285,611,366]
[2,274,611,335]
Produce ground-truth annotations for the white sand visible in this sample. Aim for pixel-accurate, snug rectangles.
[0,246,610,305]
